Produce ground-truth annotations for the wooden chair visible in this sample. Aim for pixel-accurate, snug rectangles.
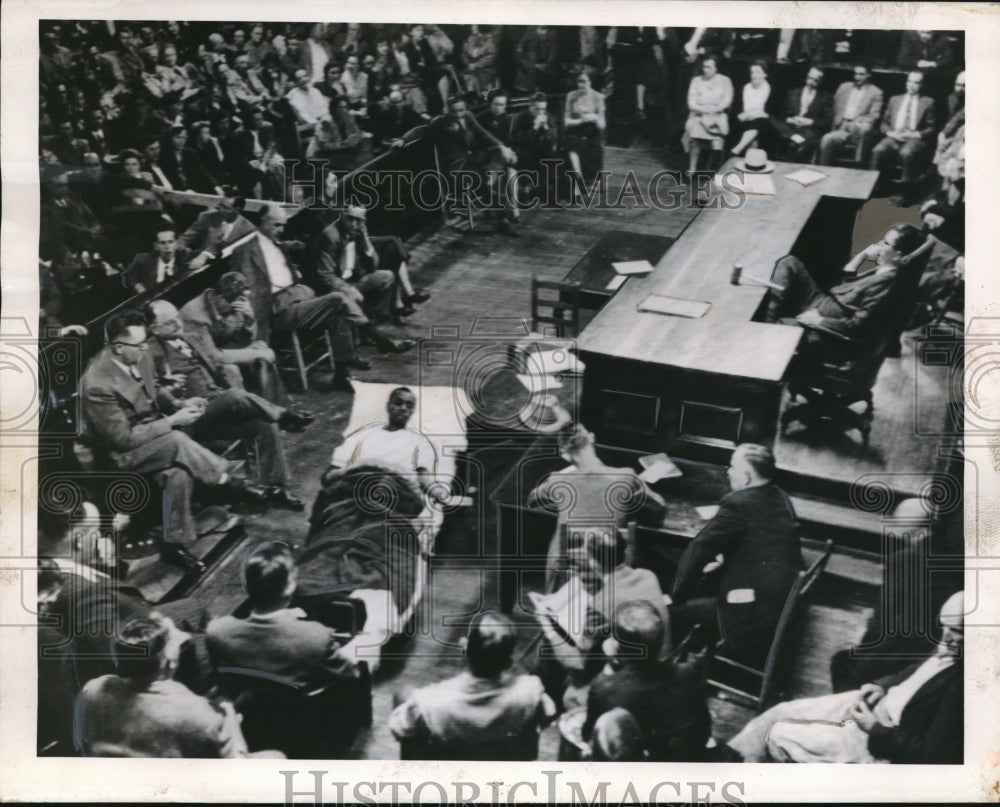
[707,539,833,710]
[272,328,337,391]
[433,144,484,231]
[531,276,583,338]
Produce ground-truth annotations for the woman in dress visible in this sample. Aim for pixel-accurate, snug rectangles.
[730,59,778,157]
[564,70,607,203]
[682,55,733,173]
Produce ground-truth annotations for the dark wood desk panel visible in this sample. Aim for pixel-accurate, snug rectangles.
[564,231,675,309]
[577,160,878,460]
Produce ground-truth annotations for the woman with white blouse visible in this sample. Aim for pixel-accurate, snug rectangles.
[564,71,607,204]
[731,59,778,157]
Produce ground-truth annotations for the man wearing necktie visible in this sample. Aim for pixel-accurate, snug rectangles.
[776,66,833,162]
[818,64,884,165]
[871,70,937,190]
[123,226,190,295]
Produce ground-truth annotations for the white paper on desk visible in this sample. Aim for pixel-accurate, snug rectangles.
[612,260,654,276]
[606,274,628,291]
[715,170,776,196]
[696,505,720,520]
[784,166,829,187]
[637,293,711,319]
[639,452,683,482]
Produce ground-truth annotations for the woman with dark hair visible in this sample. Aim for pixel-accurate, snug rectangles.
[563,70,606,203]
[682,55,733,173]
[730,59,779,156]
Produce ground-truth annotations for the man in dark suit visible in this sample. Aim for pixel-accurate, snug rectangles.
[370,90,425,151]
[818,64,884,165]
[583,601,712,762]
[725,590,964,763]
[205,543,360,688]
[870,71,937,186]
[80,312,268,573]
[511,92,559,176]
[765,224,927,346]
[897,30,956,73]
[123,226,190,295]
[774,66,832,163]
[433,95,520,234]
[670,443,802,663]
[144,299,310,511]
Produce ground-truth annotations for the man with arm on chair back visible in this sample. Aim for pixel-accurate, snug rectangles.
[670,443,802,665]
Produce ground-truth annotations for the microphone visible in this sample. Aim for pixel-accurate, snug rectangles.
[730,264,785,292]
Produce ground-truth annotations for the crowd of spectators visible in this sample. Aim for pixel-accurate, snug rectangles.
[35,20,968,764]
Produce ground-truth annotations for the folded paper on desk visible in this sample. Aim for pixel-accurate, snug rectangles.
[612,260,655,276]
[637,294,711,319]
[716,170,775,196]
[606,275,628,291]
[639,452,683,483]
[784,166,829,187]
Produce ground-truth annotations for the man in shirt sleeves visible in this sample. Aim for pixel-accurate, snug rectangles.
[323,387,447,505]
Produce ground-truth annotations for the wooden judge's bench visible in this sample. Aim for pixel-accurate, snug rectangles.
[577,160,879,464]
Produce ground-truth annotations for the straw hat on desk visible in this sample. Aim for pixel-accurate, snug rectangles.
[736,147,775,173]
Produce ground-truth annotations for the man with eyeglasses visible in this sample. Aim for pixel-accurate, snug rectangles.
[80,311,276,574]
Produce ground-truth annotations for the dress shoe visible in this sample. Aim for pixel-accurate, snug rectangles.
[402,290,430,305]
[265,486,306,511]
[345,357,372,371]
[393,305,416,319]
[278,408,315,432]
[376,338,416,354]
[220,477,270,504]
[331,374,356,393]
[160,544,207,575]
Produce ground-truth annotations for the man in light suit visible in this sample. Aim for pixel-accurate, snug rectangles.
[774,66,833,163]
[123,226,190,295]
[870,71,937,185]
[80,311,268,573]
[818,64,884,165]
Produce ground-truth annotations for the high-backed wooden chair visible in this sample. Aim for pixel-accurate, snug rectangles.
[272,328,337,391]
[707,539,833,710]
[531,276,583,338]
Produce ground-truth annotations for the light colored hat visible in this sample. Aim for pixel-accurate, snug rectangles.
[939,590,964,630]
[737,148,775,173]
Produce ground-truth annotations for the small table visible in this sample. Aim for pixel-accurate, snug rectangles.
[563,231,676,311]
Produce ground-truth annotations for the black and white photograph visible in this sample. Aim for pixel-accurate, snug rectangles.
[2,1,998,803]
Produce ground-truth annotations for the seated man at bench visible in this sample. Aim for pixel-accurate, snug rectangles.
[388,611,557,759]
[81,311,273,574]
[144,299,311,511]
[765,223,927,355]
[670,443,802,665]
[723,591,964,764]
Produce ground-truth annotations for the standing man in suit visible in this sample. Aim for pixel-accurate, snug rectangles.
[81,312,269,573]
[870,71,937,191]
[723,590,964,763]
[818,63,884,166]
[670,443,802,664]
[123,226,190,294]
[775,66,833,162]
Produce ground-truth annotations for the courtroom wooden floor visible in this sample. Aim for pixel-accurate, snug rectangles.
[156,135,939,758]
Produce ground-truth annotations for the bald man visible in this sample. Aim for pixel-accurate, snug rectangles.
[725,591,965,764]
